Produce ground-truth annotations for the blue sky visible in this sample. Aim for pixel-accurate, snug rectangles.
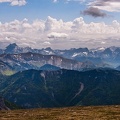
[0,0,120,49]
[0,0,85,22]
[0,0,120,23]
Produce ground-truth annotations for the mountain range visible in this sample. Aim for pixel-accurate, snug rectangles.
[0,43,120,75]
[0,52,84,73]
[1,43,120,67]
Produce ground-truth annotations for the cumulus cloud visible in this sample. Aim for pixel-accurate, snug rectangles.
[48,32,68,39]
[67,0,120,18]
[43,41,51,45]
[0,0,27,6]
[0,16,120,49]
[88,0,120,12]
[53,0,113,18]
[81,7,107,18]
[44,16,72,32]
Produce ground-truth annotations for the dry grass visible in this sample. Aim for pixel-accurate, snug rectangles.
[0,105,120,120]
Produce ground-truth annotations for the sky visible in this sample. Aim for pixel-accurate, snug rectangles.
[0,0,120,49]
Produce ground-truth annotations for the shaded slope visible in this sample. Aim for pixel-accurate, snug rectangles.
[39,64,60,71]
[0,69,120,108]
[0,97,9,110]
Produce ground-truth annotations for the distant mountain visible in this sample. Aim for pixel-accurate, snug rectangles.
[116,66,120,71]
[0,60,11,71]
[0,60,15,75]
[0,49,3,54]
[2,43,120,68]
[57,47,120,68]
[4,43,37,54]
[0,69,120,108]
[5,43,19,53]
[80,61,96,70]
[0,52,90,72]
[3,43,55,55]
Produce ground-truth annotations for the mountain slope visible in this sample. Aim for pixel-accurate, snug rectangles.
[116,66,120,71]
[0,60,15,75]
[0,69,120,108]
[0,52,83,71]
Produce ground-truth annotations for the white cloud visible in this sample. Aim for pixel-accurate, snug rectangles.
[48,32,68,39]
[53,0,58,3]
[53,0,86,3]
[43,41,51,45]
[0,16,120,49]
[88,0,120,12]
[44,16,72,32]
[0,0,27,6]
[67,0,85,1]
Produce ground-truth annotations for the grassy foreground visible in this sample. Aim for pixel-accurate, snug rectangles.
[0,105,120,120]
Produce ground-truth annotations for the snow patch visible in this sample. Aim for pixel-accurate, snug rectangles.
[72,53,79,58]
[83,52,88,56]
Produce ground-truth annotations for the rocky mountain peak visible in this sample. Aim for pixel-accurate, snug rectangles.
[5,43,19,53]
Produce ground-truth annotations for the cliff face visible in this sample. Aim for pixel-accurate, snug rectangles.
[0,53,83,72]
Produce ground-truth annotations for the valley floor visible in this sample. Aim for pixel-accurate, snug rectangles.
[0,105,120,120]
